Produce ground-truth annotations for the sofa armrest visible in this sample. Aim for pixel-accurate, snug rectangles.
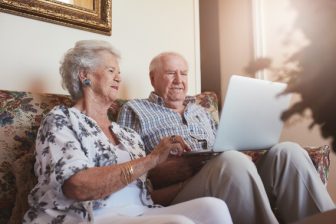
[303,145,330,185]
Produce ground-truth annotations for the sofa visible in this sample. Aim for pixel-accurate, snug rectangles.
[0,89,331,224]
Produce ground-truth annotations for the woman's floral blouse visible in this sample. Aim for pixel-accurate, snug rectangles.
[23,105,154,224]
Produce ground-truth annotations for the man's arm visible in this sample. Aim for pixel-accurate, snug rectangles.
[148,157,195,189]
[148,154,215,189]
[150,182,185,206]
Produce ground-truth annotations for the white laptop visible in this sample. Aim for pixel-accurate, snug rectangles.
[185,75,292,155]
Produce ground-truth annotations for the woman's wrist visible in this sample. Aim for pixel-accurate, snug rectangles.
[148,153,159,169]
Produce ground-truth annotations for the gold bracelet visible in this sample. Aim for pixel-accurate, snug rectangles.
[120,165,129,185]
[126,162,133,183]
[120,162,134,185]
[128,162,134,181]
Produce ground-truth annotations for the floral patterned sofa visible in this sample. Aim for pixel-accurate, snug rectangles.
[0,89,331,224]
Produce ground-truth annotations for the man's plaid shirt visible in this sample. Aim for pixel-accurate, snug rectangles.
[117,92,217,154]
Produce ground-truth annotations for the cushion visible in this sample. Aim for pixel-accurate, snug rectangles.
[0,91,73,222]
[194,92,219,123]
[304,145,330,185]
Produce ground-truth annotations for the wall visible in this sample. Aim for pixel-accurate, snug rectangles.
[200,0,253,105]
[0,0,200,99]
[199,0,336,202]
[199,0,221,101]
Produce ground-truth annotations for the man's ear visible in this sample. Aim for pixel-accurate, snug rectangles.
[149,71,155,87]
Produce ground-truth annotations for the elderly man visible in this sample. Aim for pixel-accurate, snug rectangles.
[117,52,334,224]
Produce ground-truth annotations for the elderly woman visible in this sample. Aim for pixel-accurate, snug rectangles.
[23,40,232,224]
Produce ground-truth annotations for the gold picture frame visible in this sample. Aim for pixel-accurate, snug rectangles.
[0,0,112,35]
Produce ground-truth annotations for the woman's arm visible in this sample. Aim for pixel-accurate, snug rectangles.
[62,154,158,201]
[148,154,215,189]
[63,135,190,201]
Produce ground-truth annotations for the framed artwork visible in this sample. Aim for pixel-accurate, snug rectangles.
[0,0,112,35]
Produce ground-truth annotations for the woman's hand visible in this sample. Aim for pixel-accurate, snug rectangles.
[150,135,191,165]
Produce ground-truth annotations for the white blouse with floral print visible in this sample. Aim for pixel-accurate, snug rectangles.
[23,105,155,224]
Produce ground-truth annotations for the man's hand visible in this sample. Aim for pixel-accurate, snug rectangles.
[148,154,215,189]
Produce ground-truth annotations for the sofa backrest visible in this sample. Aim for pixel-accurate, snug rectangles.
[0,91,72,222]
[0,89,219,223]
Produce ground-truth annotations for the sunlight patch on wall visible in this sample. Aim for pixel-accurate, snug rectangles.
[252,0,309,81]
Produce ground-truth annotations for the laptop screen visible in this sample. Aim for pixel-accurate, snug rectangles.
[212,75,292,151]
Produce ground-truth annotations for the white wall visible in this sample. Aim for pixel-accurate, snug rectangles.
[0,0,200,99]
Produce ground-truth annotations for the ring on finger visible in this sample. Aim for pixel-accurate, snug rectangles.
[170,148,179,155]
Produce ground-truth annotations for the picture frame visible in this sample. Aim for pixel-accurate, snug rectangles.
[0,0,112,35]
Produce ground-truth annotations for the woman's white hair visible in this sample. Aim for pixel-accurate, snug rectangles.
[59,40,120,100]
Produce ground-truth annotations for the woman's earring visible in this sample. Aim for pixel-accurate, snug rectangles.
[83,78,91,86]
